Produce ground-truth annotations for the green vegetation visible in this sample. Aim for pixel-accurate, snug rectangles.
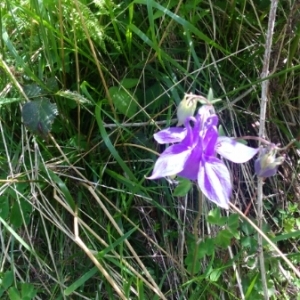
[0,0,300,299]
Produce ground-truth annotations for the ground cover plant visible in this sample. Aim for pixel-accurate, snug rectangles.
[1,0,300,299]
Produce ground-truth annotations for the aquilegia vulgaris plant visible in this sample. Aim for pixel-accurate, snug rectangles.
[147,104,259,209]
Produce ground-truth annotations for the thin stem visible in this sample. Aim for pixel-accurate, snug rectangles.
[258,1,279,299]
[229,203,300,278]
[191,186,203,276]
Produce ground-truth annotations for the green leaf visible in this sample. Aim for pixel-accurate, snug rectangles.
[207,208,227,226]
[195,238,215,259]
[120,78,139,89]
[173,178,192,196]
[207,88,214,102]
[218,125,226,137]
[0,288,5,298]
[7,287,22,300]
[23,84,45,98]
[21,283,37,299]
[0,197,9,219]
[209,269,222,282]
[98,226,137,258]
[22,98,58,137]
[43,168,75,211]
[227,214,239,232]
[214,229,233,248]
[64,267,98,296]
[185,237,215,274]
[109,86,138,118]
[241,236,254,248]
[204,238,215,256]
[241,220,256,235]
[245,273,259,299]
[0,98,23,105]
[2,270,14,290]
[10,200,32,229]
[0,216,36,256]
[185,250,201,274]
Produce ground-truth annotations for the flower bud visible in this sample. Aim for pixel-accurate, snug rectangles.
[176,94,197,126]
[254,146,285,178]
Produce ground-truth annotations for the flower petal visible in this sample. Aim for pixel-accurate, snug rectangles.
[198,157,231,209]
[178,147,201,180]
[147,144,192,179]
[198,105,214,122]
[154,127,187,144]
[216,137,259,163]
[254,158,279,177]
[254,149,284,177]
[202,124,218,156]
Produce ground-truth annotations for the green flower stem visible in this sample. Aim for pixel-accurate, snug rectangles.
[191,185,203,276]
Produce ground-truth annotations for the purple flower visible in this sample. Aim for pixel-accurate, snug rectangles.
[148,106,258,209]
[254,145,285,177]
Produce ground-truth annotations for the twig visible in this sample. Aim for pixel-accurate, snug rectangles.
[103,119,177,128]
[258,1,279,299]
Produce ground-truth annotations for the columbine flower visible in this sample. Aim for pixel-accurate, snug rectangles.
[148,105,258,209]
[176,94,206,126]
[254,145,285,177]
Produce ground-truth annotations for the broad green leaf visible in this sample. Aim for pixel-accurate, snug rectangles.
[228,221,240,239]
[185,250,201,274]
[22,98,58,137]
[227,214,239,232]
[184,236,215,274]
[23,84,44,98]
[109,86,138,118]
[214,229,233,248]
[196,238,215,259]
[204,238,215,256]
[173,178,192,197]
[23,79,58,99]
[8,287,21,300]
[2,270,14,290]
[44,77,59,92]
[120,78,139,89]
[21,283,37,299]
[207,208,227,226]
